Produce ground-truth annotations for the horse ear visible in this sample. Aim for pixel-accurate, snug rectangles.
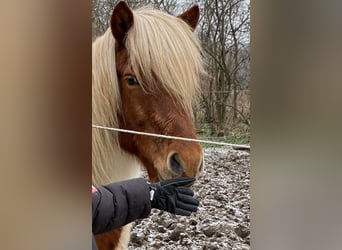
[111,1,134,45]
[177,5,200,31]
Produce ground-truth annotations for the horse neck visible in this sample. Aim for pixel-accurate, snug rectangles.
[92,129,142,185]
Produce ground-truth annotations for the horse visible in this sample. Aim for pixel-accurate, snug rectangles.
[92,1,206,249]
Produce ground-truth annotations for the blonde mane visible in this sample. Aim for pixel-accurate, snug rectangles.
[92,8,205,185]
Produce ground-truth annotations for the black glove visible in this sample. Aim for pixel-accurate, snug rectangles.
[149,177,199,216]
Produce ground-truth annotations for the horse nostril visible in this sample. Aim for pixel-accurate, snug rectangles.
[169,153,184,175]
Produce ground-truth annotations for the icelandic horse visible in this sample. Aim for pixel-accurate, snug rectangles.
[92,1,205,249]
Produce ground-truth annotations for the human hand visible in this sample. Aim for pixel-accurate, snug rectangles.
[149,177,199,216]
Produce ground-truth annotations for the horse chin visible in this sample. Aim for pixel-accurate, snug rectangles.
[147,172,174,183]
[154,167,175,182]
[155,168,198,186]
[155,169,169,182]
[157,174,164,182]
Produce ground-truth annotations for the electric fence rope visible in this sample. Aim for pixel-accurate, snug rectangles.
[92,125,250,150]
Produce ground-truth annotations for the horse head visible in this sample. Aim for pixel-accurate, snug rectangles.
[111,2,205,182]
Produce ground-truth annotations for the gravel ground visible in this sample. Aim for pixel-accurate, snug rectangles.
[128,147,250,250]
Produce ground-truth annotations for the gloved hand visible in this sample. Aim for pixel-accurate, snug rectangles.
[149,177,199,216]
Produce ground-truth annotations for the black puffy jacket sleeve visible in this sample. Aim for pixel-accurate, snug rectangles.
[92,178,152,235]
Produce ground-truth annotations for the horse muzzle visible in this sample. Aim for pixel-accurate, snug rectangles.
[166,151,204,182]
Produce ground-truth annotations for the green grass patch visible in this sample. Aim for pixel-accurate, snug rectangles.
[197,123,250,148]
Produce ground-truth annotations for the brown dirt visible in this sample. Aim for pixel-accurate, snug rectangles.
[129,147,250,250]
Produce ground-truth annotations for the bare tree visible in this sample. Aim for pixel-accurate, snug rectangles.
[197,0,250,135]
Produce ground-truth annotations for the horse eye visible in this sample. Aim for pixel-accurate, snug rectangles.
[127,76,139,86]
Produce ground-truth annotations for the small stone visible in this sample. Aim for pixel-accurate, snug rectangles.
[228,208,235,215]
[157,225,166,233]
[162,219,174,228]
[154,234,163,240]
[130,231,145,245]
[215,231,225,237]
[214,194,225,201]
[173,223,185,230]
[202,218,211,224]
[150,240,162,248]
[202,244,219,250]
[190,218,198,225]
[169,228,182,241]
[202,225,215,237]
[234,225,250,238]
[150,215,158,223]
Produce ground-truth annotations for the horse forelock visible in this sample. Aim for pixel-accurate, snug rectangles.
[126,8,206,115]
